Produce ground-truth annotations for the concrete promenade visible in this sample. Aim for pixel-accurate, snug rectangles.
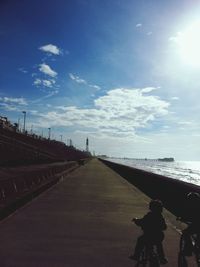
[0,158,187,266]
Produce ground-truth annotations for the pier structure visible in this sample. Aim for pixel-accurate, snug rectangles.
[0,158,197,266]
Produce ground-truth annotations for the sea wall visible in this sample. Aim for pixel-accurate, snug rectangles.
[0,159,89,220]
[99,158,200,218]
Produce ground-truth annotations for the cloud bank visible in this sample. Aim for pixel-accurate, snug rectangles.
[34,87,169,138]
[0,97,27,105]
[0,97,28,111]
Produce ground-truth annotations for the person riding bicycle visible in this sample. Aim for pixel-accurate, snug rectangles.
[130,199,168,264]
[179,192,200,256]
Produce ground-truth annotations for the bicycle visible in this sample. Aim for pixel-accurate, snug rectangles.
[177,219,200,267]
[132,242,160,267]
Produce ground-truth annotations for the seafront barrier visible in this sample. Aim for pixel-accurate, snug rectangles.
[0,159,89,220]
[99,158,200,219]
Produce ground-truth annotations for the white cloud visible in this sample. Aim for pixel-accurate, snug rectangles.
[34,87,169,137]
[0,97,28,112]
[44,90,59,98]
[141,87,156,93]
[34,78,56,88]
[55,105,70,111]
[90,84,101,90]
[18,67,28,73]
[171,96,179,100]
[0,97,28,105]
[0,103,19,111]
[69,73,101,90]
[69,73,87,84]
[39,44,61,55]
[34,78,42,86]
[169,32,181,43]
[43,79,55,87]
[31,89,59,104]
[29,110,39,115]
[178,121,192,125]
[39,63,57,77]
[136,23,142,28]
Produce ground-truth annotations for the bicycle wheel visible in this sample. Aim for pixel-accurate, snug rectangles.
[178,252,188,267]
[149,253,160,267]
[194,253,200,267]
[194,240,200,267]
[136,248,147,267]
[179,235,186,252]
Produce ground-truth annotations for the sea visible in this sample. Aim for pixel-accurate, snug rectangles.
[106,158,200,187]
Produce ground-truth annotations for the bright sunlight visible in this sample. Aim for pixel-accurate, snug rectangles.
[172,20,200,67]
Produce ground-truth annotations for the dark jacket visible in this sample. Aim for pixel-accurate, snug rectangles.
[135,211,167,241]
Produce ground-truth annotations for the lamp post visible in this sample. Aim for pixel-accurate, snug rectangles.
[60,134,62,142]
[17,118,20,131]
[48,127,51,140]
[22,111,26,133]
[31,125,33,134]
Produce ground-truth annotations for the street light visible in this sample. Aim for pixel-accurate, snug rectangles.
[48,127,51,140]
[30,125,33,134]
[22,111,26,133]
[60,134,62,142]
[17,118,20,131]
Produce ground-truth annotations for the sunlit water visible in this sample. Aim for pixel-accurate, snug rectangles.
[106,158,200,186]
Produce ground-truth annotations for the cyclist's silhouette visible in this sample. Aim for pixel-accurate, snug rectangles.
[179,192,200,256]
[130,199,168,264]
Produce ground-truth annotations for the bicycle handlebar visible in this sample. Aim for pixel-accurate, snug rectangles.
[176,217,192,225]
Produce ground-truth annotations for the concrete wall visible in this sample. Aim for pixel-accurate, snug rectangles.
[0,161,80,220]
[99,159,200,218]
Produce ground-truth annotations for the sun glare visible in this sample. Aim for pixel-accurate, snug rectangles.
[174,20,200,67]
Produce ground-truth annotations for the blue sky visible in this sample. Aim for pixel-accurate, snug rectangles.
[1,0,200,160]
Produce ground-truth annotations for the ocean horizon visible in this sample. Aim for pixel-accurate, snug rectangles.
[105,158,200,187]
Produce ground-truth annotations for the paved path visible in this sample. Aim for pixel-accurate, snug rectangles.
[0,159,187,266]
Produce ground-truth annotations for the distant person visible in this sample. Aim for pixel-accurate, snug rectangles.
[178,192,200,256]
[130,199,168,264]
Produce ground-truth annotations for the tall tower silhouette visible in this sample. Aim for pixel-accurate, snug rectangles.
[86,137,89,152]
